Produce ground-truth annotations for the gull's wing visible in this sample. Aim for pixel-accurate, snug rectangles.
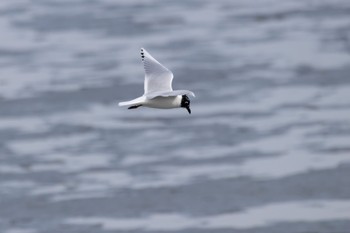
[141,48,173,94]
[145,90,195,99]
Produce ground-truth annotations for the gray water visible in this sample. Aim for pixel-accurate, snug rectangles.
[1,0,350,232]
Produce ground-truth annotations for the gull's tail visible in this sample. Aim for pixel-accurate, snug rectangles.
[118,96,145,107]
[118,101,133,107]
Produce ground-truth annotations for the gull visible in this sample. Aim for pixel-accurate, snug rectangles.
[118,48,195,114]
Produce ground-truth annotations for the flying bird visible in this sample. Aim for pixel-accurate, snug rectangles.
[118,48,195,114]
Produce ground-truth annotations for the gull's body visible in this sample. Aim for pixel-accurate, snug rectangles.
[128,95,182,109]
[118,48,195,114]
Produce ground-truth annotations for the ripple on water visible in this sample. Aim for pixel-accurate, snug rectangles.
[64,200,350,231]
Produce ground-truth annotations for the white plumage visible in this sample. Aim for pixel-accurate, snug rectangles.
[119,48,195,114]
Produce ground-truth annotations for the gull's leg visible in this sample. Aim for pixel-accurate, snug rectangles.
[128,105,142,109]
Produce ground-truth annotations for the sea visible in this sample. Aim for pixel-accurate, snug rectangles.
[0,0,350,232]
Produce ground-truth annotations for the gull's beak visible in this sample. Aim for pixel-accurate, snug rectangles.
[186,106,191,114]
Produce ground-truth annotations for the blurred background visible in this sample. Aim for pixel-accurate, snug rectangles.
[0,0,350,232]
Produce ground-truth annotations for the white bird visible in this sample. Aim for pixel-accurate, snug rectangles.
[118,48,195,114]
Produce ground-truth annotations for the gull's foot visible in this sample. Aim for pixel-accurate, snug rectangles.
[128,105,142,109]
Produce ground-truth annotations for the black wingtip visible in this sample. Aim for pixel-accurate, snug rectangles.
[140,48,145,61]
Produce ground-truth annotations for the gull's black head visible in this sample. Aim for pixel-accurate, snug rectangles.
[180,95,191,114]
